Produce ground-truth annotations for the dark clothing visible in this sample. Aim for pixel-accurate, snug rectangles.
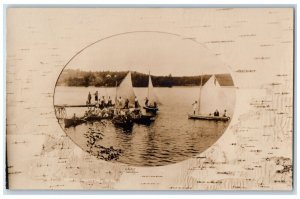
[135,101,139,108]
[100,102,105,109]
[214,110,219,117]
[101,100,105,107]
[145,99,149,106]
[95,91,98,101]
[107,99,112,106]
[88,93,92,104]
[124,99,129,109]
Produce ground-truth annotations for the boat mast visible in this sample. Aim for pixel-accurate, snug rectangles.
[197,74,203,114]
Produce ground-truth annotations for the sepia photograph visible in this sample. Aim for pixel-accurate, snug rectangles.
[5,7,294,190]
[53,31,236,166]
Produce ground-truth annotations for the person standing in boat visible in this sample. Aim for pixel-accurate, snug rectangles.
[87,92,92,105]
[124,98,129,109]
[192,101,198,115]
[107,96,112,107]
[117,96,123,108]
[94,91,98,103]
[214,109,220,117]
[223,109,227,117]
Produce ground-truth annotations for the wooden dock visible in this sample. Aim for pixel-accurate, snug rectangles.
[54,104,96,108]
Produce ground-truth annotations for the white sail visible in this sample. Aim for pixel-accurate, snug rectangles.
[147,75,160,105]
[199,75,229,115]
[116,72,135,106]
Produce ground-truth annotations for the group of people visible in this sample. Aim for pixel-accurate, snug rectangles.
[192,100,227,117]
[84,106,112,118]
[116,96,140,109]
[87,91,113,108]
[86,91,161,120]
[87,91,160,110]
[87,91,143,110]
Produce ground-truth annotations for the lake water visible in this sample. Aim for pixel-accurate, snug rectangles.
[54,86,236,167]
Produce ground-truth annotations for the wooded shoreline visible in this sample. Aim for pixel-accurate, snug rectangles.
[57,69,234,87]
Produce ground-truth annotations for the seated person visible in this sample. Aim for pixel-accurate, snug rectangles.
[214,109,219,117]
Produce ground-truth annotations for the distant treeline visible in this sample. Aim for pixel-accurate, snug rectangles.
[56,69,234,87]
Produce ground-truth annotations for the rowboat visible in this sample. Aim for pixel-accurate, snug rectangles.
[112,115,134,128]
[64,118,86,128]
[132,114,155,125]
[188,114,230,121]
[64,111,113,128]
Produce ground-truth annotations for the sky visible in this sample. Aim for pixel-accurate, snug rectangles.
[67,31,231,76]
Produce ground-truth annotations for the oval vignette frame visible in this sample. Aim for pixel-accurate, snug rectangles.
[53,31,237,167]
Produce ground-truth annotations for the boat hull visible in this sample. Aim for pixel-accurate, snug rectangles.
[188,114,230,121]
[64,118,85,128]
[143,106,158,114]
[133,114,155,125]
[112,115,134,128]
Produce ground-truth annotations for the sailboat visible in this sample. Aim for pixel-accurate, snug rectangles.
[112,72,135,127]
[188,75,230,121]
[113,71,155,127]
[143,73,159,114]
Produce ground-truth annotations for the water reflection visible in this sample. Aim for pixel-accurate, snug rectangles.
[63,118,229,166]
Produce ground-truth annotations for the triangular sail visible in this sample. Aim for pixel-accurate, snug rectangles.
[199,75,228,115]
[116,72,135,106]
[147,75,160,105]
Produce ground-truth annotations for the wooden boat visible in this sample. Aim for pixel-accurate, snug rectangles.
[143,106,158,114]
[111,72,136,128]
[132,114,155,125]
[64,118,85,128]
[112,115,134,128]
[188,75,230,122]
[64,107,114,128]
[188,114,230,121]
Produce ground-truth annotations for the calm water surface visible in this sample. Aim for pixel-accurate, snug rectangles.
[54,86,235,166]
